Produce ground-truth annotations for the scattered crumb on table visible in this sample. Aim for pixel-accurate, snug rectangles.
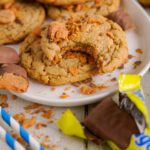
[133,61,142,69]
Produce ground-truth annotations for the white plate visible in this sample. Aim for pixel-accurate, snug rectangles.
[11,0,150,106]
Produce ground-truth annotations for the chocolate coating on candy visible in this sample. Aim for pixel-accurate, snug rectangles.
[0,64,27,79]
[84,96,139,149]
[0,46,19,64]
[139,0,150,7]
[108,8,135,31]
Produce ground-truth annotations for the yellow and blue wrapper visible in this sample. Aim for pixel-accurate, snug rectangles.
[57,74,150,150]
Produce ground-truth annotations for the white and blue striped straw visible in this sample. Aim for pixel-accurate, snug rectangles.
[0,125,25,150]
[0,107,45,150]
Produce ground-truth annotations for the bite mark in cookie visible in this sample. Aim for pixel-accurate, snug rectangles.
[20,32,97,85]
[41,15,128,73]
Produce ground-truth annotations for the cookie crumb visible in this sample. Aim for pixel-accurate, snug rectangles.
[41,110,52,119]
[36,123,47,129]
[80,85,97,95]
[51,87,56,91]
[135,48,143,54]
[64,86,71,91]
[128,54,134,59]
[59,93,70,99]
[110,77,117,82]
[133,61,142,69]
[72,78,92,87]
[12,95,18,100]
[0,94,8,108]
[14,113,26,125]
[24,103,42,110]
[22,117,36,129]
[98,84,108,90]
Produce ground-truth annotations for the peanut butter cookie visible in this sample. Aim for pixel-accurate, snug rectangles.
[0,0,14,5]
[40,15,128,74]
[47,0,120,20]
[0,1,45,44]
[20,32,97,86]
[37,0,87,6]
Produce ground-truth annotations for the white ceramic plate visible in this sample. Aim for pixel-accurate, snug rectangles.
[10,0,150,106]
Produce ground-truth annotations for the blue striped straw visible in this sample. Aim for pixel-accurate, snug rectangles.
[0,107,45,150]
[0,126,25,150]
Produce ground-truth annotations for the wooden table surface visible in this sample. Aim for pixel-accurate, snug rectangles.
[0,6,150,150]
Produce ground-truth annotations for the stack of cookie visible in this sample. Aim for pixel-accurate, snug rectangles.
[41,0,121,20]
[0,0,132,87]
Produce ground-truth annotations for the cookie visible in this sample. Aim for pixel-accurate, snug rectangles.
[40,15,128,74]
[37,0,87,6]
[47,0,120,20]
[20,32,97,86]
[0,0,14,5]
[0,1,45,44]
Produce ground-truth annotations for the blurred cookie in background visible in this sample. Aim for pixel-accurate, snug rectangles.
[0,0,14,5]
[0,0,45,44]
[47,0,120,20]
[37,0,88,6]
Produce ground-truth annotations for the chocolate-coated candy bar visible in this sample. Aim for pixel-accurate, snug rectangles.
[108,8,135,31]
[84,96,139,149]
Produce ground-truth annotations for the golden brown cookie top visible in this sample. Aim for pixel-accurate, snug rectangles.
[40,15,128,73]
[0,0,14,5]
[0,1,45,44]
[37,0,87,6]
[48,0,120,20]
[20,32,96,85]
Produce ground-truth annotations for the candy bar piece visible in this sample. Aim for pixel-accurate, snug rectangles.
[0,64,29,92]
[0,45,19,64]
[108,8,135,31]
[84,127,103,144]
[84,96,139,149]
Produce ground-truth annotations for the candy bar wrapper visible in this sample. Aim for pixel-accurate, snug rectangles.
[110,74,150,150]
[57,74,150,150]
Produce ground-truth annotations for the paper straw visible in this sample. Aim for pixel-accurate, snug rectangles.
[0,126,25,150]
[0,107,45,150]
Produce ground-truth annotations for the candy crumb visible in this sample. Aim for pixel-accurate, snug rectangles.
[80,85,97,95]
[59,93,70,99]
[135,48,143,54]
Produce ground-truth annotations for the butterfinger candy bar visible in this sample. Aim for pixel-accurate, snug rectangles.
[108,8,135,31]
[84,96,139,149]
[0,64,29,92]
